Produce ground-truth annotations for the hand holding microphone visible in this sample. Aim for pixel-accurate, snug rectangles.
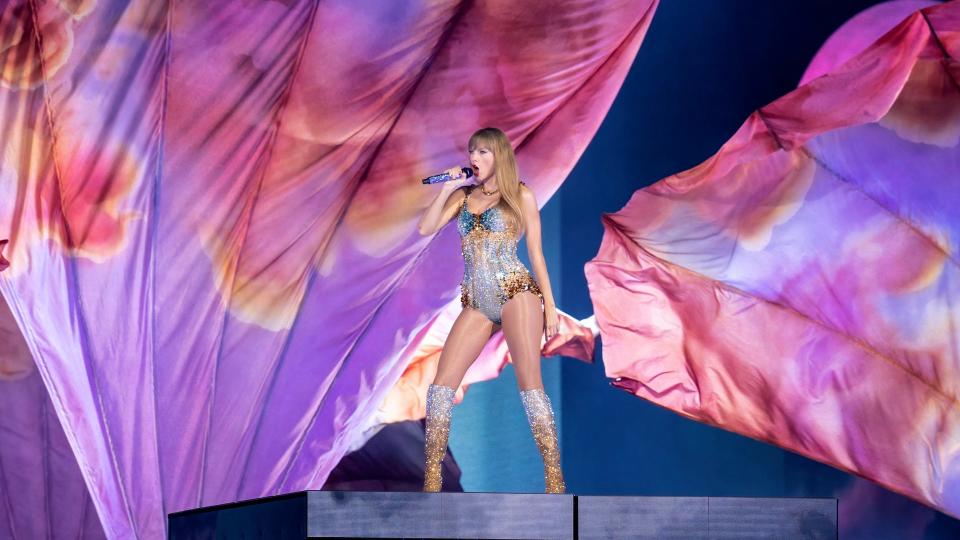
[422,166,475,188]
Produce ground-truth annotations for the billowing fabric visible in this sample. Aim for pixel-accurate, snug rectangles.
[0,0,658,538]
[586,1,960,519]
[800,0,940,85]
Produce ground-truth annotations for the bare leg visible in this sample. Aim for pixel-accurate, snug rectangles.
[501,292,565,494]
[433,307,499,389]
[423,307,498,492]
[500,292,545,390]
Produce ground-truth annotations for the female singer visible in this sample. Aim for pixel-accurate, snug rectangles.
[416,127,564,494]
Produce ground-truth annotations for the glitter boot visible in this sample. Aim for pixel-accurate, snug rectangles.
[423,383,456,492]
[520,388,566,494]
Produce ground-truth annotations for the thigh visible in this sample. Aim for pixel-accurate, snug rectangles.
[500,291,544,391]
[433,307,498,389]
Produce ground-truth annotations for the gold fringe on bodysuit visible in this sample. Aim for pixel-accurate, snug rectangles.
[457,187,542,324]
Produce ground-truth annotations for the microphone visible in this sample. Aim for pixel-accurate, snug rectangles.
[422,167,474,184]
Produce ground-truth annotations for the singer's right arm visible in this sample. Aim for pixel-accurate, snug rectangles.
[417,183,466,236]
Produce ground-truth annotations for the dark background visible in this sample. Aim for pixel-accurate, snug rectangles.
[449,1,960,538]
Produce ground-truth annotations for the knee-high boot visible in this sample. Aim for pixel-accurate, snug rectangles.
[423,383,456,492]
[520,388,566,494]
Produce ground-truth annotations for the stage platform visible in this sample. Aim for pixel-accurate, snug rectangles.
[168,491,837,539]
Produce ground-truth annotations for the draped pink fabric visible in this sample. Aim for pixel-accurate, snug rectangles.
[0,0,657,537]
[800,0,940,85]
[586,0,960,518]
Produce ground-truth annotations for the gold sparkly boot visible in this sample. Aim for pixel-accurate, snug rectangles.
[423,384,456,492]
[520,388,566,494]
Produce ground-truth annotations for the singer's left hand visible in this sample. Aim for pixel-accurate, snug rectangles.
[544,304,559,340]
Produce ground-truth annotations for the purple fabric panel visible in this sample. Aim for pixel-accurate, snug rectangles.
[0,1,658,537]
[0,292,105,539]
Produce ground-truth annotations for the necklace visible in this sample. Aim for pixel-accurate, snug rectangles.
[480,184,499,196]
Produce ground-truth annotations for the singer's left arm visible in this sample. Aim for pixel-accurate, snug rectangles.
[521,186,559,339]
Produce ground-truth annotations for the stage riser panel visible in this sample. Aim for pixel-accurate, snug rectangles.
[307,491,574,539]
[167,491,837,539]
[578,496,837,540]
[168,493,306,540]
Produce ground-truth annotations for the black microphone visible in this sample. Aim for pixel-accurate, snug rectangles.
[422,167,474,184]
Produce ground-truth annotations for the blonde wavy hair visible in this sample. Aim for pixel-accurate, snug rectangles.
[468,127,525,236]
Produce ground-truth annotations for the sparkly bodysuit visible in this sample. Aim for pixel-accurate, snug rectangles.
[457,186,543,324]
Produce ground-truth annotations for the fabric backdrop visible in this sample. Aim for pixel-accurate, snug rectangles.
[0,1,658,538]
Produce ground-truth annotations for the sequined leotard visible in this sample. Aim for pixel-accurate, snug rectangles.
[457,186,543,324]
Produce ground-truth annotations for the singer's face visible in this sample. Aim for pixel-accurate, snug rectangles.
[468,146,495,182]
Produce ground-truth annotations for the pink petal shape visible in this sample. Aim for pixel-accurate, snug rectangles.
[800,0,939,85]
[587,1,960,519]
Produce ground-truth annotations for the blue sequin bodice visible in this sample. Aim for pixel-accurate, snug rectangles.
[457,187,542,324]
